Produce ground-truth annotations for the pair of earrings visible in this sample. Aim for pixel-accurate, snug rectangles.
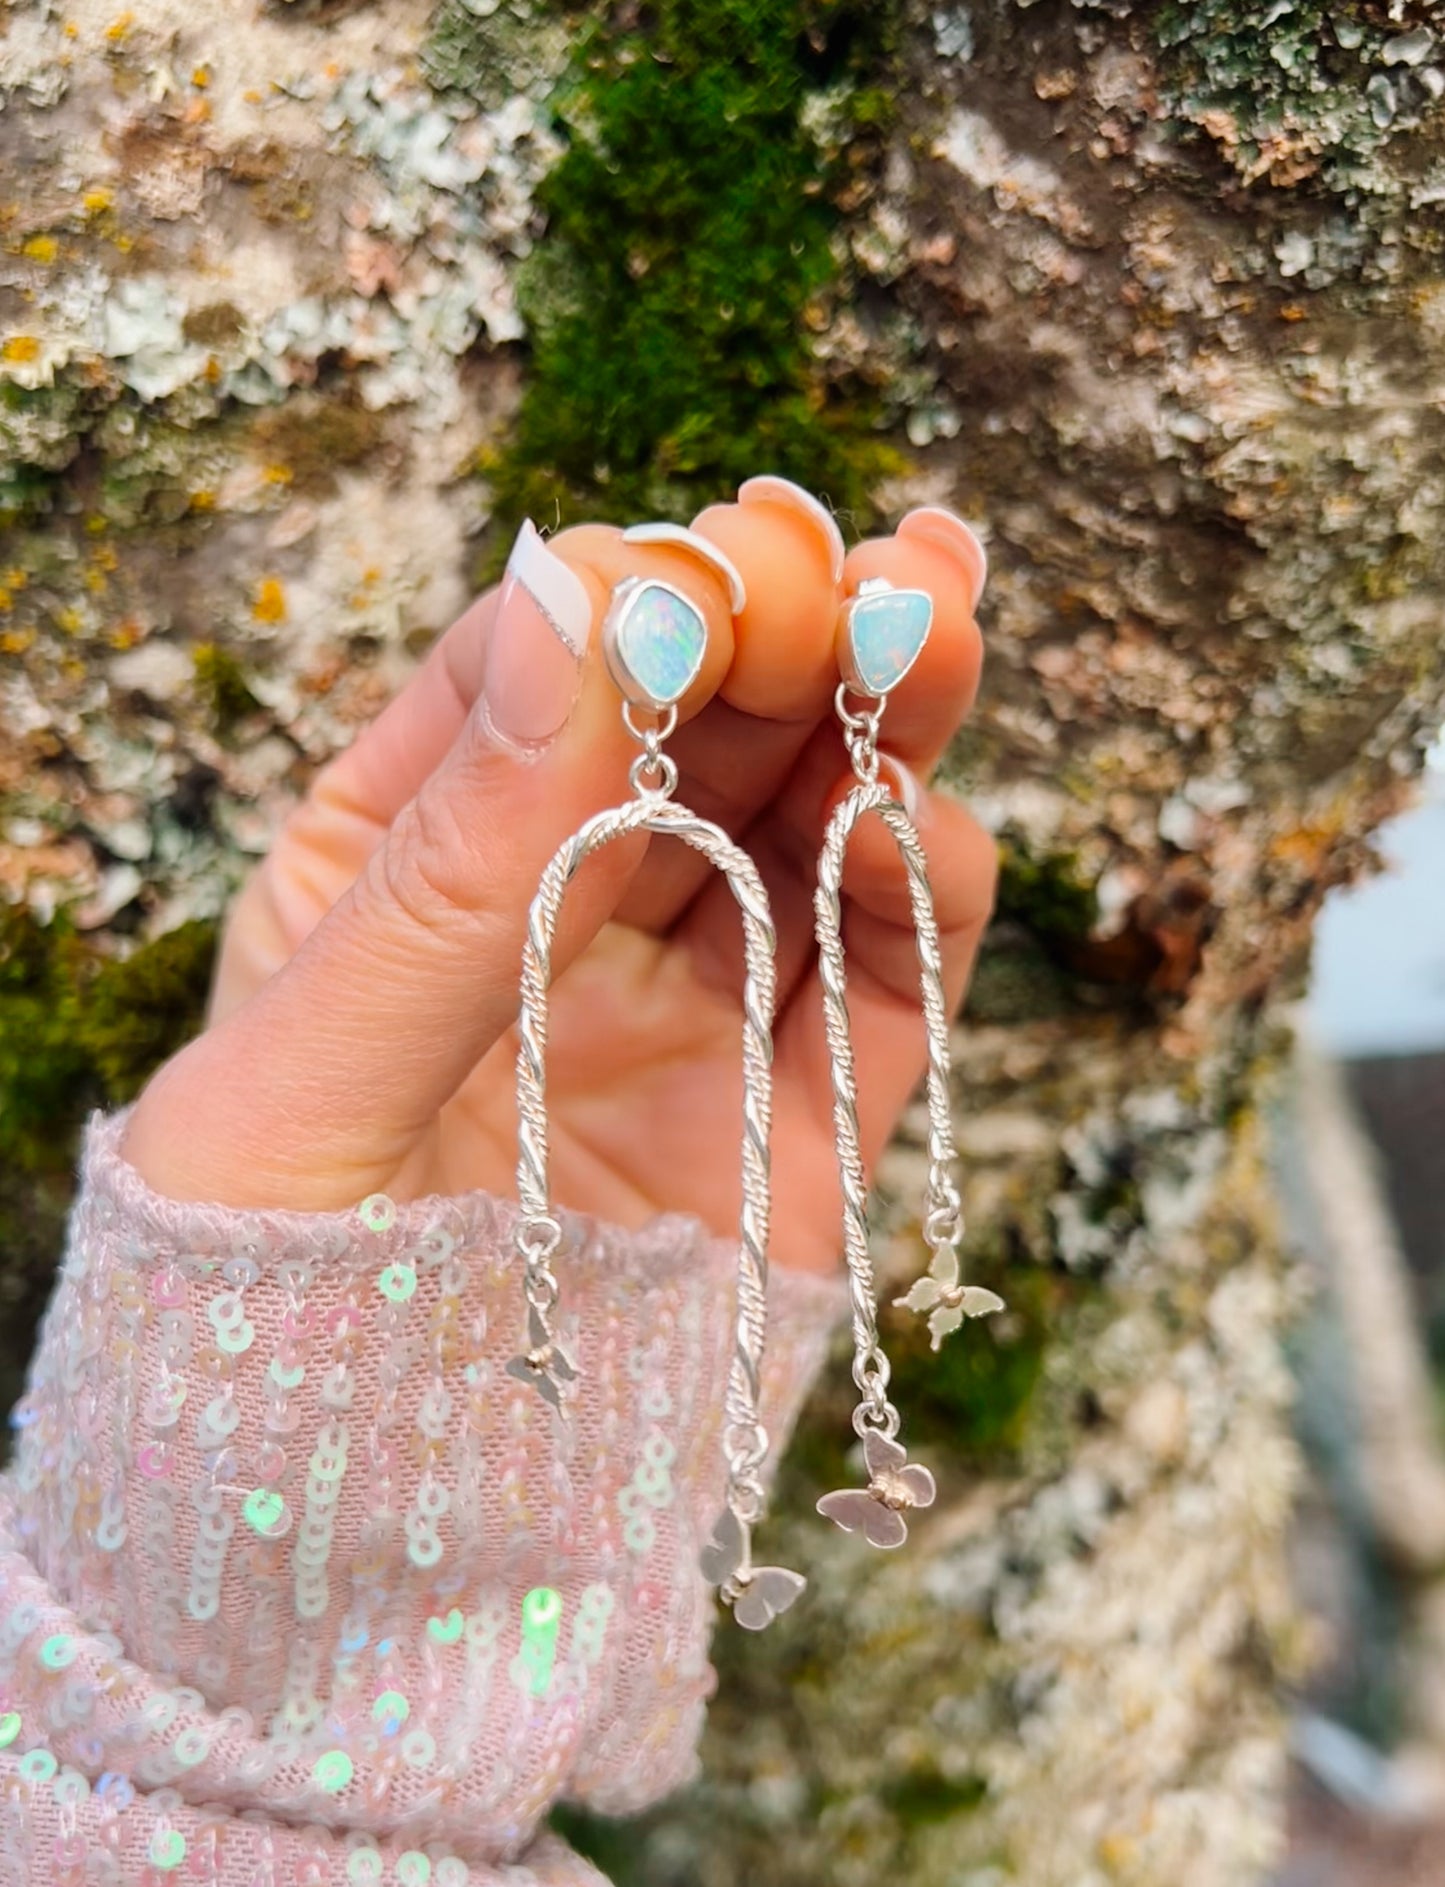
[505,566,1003,1630]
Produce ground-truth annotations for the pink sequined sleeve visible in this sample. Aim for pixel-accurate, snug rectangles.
[0,1106,844,1885]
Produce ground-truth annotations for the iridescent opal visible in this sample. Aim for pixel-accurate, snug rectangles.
[607,579,707,707]
[843,587,933,696]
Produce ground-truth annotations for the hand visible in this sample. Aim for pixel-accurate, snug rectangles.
[122,483,995,1275]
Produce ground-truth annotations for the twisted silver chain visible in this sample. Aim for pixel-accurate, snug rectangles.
[816,707,963,1439]
[512,785,778,1534]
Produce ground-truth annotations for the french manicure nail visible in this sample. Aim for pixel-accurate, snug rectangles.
[738,475,846,584]
[882,755,922,821]
[621,522,747,614]
[897,507,988,610]
[483,520,592,745]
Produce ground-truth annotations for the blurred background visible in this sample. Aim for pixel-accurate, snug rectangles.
[2,2,1443,1883]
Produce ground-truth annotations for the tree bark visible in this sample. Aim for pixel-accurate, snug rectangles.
[3,2,1444,1883]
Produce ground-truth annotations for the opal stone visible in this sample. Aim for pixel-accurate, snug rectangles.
[609,579,707,707]
[844,587,933,696]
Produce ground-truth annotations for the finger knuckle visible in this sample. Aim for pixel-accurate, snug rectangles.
[371,790,487,942]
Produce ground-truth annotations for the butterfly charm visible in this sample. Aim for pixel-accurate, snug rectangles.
[817,1429,937,1549]
[730,1566,806,1632]
[505,1306,577,1413]
[699,1506,807,1630]
[699,1507,745,1586]
[894,1244,1004,1351]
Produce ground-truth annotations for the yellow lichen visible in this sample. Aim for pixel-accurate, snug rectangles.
[21,236,58,265]
[82,189,114,216]
[104,12,134,43]
[251,577,287,624]
[1,337,41,364]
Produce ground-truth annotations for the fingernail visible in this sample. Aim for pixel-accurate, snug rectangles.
[739,475,846,584]
[621,522,747,614]
[882,755,922,821]
[483,520,591,745]
[897,507,988,610]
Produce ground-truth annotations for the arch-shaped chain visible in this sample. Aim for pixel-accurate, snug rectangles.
[814,780,962,1438]
[507,793,781,1578]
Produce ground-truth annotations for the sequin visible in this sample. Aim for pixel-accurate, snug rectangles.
[269,1359,306,1390]
[215,1320,256,1356]
[346,1854,383,1886]
[522,1587,561,1630]
[358,1195,397,1234]
[434,1863,469,1887]
[622,1512,656,1555]
[426,1610,463,1645]
[396,1852,432,1886]
[400,1728,435,1769]
[51,1768,89,1806]
[207,1293,246,1330]
[148,1829,186,1871]
[372,1690,409,1730]
[405,1526,442,1569]
[39,1634,76,1671]
[172,1727,211,1767]
[0,1712,20,1748]
[19,1747,58,1782]
[243,1489,289,1537]
[313,1749,353,1793]
[377,1265,416,1304]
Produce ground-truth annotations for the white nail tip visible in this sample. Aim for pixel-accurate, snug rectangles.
[506,519,592,657]
[898,507,989,600]
[738,475,846,583]
[882,756,922,821]
[620,523,747,615]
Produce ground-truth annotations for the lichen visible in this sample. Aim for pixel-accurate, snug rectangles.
[1152,3,1445,192]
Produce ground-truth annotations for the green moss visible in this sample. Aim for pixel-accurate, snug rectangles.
[964,932,1079,1025]
[0,904,215,1171]
[881,1767,988,1825]
[484,0,906,541]
[192,642,263,734]
[0,907,216,1429]
[79,921,217,1100]
[995,834,1098,948]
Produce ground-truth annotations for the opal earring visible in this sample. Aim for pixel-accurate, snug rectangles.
[814,577,1004,1551]
[506,572,805,1629]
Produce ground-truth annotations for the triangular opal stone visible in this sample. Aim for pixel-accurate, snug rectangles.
[609,579,707,707]
[844,587,933,696]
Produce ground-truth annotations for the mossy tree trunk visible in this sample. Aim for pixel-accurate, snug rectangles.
[3,3,1444,1883]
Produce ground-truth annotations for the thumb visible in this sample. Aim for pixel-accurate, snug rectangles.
[124,521,736,1206]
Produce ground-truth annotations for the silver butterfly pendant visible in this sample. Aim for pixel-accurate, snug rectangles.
[817,1429,937,1549]
[894,1245,1004,1352]
[505,1306,577,1413]
[700,1507,806,1631]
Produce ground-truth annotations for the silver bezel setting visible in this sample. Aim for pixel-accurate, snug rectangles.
[837,577,934,698]
[602,575,708,710]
